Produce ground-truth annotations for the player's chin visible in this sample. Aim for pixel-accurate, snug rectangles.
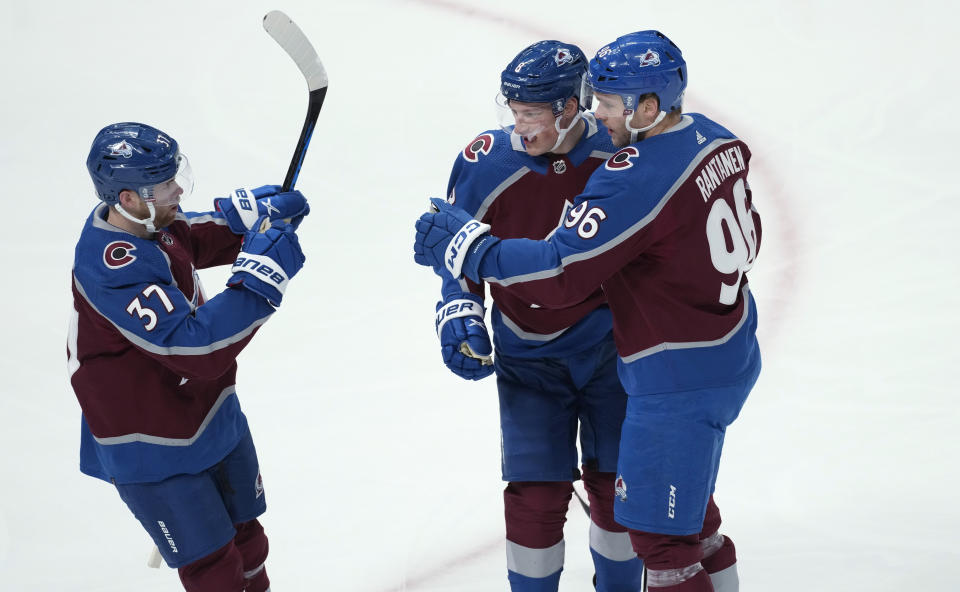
[524,138,548,156]
[157,209,178,228]
[612,132,631,147]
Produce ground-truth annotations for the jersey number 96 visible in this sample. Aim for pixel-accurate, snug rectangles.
[706,178,757,305]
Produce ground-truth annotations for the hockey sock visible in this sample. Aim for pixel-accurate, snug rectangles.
[504,482,573,592]
[590,543,645,592]
[582,469,643,592]
[234,519,270,592]
[178,541,245,592]
[698,496,738,592]
[646,566,713,592]
[629,530,705,591]
[700,533,737,592]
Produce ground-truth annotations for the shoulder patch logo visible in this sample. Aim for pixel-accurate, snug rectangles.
[696,130,707,145]
[605,146,640,171]
[463,133,494,163]
[103,241,137,269]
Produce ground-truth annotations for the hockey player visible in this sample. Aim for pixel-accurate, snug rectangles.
[432,41,643,592]
[415,31,759,592]
[68,122,309,591]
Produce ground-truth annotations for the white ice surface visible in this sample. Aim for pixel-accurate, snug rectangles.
[1,0,958,590]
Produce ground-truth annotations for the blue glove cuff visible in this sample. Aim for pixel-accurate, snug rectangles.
[460,234,499,283]
[228,252,291,306]
[217,187,261,234]
[435,294,485,337]
[444,219,491,278]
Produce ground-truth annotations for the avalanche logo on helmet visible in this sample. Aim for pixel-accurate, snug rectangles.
[103,241,137,269]
[463,133,494,163]
[605,147,640,171]
[637,49,661,67]
[554,48,574,66]
[108,141,133,158]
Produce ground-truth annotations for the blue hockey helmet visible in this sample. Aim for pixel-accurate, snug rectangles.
[587,30,687,114]
[500,40,590,115]
[86,122,188,205]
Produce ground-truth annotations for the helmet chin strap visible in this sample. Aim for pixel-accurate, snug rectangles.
[625,110,666,143]
[114,201,158,234]
[547,111,583,153]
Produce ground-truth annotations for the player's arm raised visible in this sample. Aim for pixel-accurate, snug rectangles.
[77,222,304,381]
[415,189,641,309]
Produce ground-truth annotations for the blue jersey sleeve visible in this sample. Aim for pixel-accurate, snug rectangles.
[435,131,516,302]
[178,209,244,269]
[475,160,662,308]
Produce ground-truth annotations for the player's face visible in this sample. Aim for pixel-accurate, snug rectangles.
[151,201,180,229]
[149,178,183,207]
[121,180,181,230]
[508,100,559,156]
[593,92,631,147]
[147,180,183,228]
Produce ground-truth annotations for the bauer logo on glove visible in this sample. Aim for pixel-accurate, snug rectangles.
[434,294,494,380]
[231,254,289,290]
[227,216,305,306]
[216,186,310,234]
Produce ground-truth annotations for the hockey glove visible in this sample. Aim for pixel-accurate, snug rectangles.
[414,197,499,281]
[227,216,306,306]
[216,185,310,234]
[436,293,494,380]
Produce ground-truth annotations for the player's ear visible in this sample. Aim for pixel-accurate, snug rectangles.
[641,94,660,116]
[563,96,579,118]
[118,190,140,210]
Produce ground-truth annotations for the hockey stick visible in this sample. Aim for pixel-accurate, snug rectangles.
[262,10,328,192]
[256,10,329,232]
[146,13,326,569]
[572,481,591,517]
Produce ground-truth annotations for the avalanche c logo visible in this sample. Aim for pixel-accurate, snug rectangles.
[463,134,494,163]
[103,241,137,269]
[605,146,640,171]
